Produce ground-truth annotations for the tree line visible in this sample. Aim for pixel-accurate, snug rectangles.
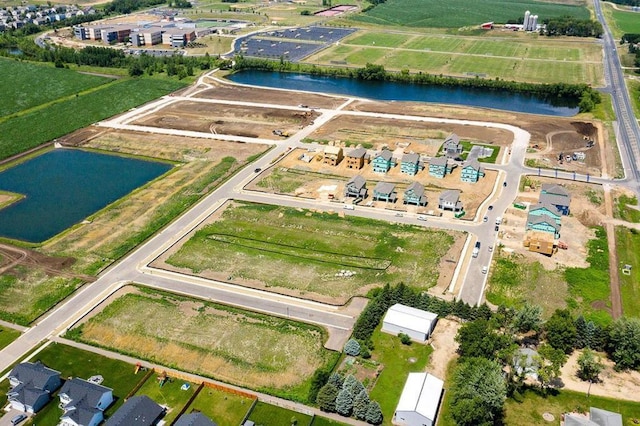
[543,16,603,38]
[232,57,602,112]
[607,0,640,6]
[621,33,640,69]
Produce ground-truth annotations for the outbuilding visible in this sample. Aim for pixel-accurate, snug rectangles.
[393,373,443,426]
[381,303,437,342]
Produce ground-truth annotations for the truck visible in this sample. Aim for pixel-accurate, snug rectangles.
[472,241,481,258]
[495,217,502,225]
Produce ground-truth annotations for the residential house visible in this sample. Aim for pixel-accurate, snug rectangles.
[438,190,462,212]
[393,373,443,426]
[400,153,420,176]
[105,395,165,426]
[7,362,62,414]
[528,202,562,226]
[175,412,218,426]
[372,182,397,203]
[371,149,393,173]
[322,146,343,166]
[443,133,463,158]
[58,378,114,426]
[460,159,485,183]
[526,214,561,239]
[345,147,366,170]
[428,157,455,179]
[403,182,427,206]
[540,183,571,215]
[344,175,367,199]
[523,231,557,256]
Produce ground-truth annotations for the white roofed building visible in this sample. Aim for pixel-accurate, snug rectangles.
[393,373,443,426]
[381,303,437,342]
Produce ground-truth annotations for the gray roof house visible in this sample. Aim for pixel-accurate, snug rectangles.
[175,412,218,426]
[443,134,463,158]
[372,181,397,203]
[403,182,427,206]
[438,190,463,212]
[105,395,165,426]
[344,175,368,198]
[7,362,62,414]
[59,378,114,426]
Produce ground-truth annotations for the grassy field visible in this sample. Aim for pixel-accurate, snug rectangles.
[166,201,457,301]
[247,401,313,426]
[0,325,20,350]
[615,226,640,318]
[136,374,196,423]
[186,386,254,426]
[608,5,640,34]
[366,328,433,425]
[614,194,640,223]
[310,417,351,426]
[0,58,110,118]
[0,267,82,325]
[0,77,186,161]
[348,0,589,28]
[67,287,337,401]
[488,228,611,325]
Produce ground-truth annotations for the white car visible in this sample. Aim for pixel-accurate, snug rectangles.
[481,266,488,274]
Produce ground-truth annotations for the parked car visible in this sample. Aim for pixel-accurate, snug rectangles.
[254,168,262,173]
[488,205,494,211]
[483,216,488,222]
[503,181,508,187]
[482,266,488,274]
[11,414,27,425]
[489,245,493,252]
[495,225,500,232]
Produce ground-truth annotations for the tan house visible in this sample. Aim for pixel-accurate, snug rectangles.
[523,231,557,256]
[323,146,343,166]
[345,147,366,169]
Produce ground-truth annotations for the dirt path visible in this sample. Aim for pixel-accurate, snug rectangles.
[427,318,460,379]
[603,186,623,319]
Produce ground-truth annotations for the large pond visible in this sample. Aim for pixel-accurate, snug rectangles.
[0,149,172,243]
[227,70,579,116]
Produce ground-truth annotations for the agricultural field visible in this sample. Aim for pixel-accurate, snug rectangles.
[605,3,640,35]
[0,267,82,326]
[0,76,186,161]
[162,202,458,303]
[186,386,254,426]
[0,325,20,350]
[0,58,110,118]
[348,0,589,28]
[67,287,338,401]
[246,401,313,426]
[615,226,640,318]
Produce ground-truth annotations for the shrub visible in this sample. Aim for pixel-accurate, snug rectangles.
[344,338,361,356]
[399,333,412,345]
[317,383,339,412]
[335,388,354,416]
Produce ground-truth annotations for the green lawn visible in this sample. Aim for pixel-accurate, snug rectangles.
[0,325,20,350]
[166,201,457,301]
[0,77,186,161]
[349,0,589,28]
[186,386,254,426]
[345,32,411,48]
[247,401,313,426]
[310,417,351,426]
[367,328,433,425]
[615,194,640,223]
[615,226,640,318]
[136,375,196,423]
[0,58,109,118]
[610,7,640,34]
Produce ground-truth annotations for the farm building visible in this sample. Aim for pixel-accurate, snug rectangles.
[345,147,366,169]
[564,407,622,426]
[323,146,343,166]
[382,303,437,342]
[393,372,444,426]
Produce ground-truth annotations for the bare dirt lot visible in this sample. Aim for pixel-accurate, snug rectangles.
[132,101,318,140]
[196,79,349,109]
[427,318,461,379]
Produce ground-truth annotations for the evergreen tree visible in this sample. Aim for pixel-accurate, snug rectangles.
[353,389,370,420]
[577,349,604,382]
[327,373,343,389]
[335,388,354,416]
[316,383,339,412]
[365,401,383,425]
[344,339,361,356]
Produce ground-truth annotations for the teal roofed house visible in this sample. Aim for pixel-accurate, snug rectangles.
[401,153,420,176]
[528,202,561,225]
[526,214,560,239]
[460,159,485,183]
[403,182,427,206]
[373,182,397,203]
[372,149,394,173]
[428,157,455,178]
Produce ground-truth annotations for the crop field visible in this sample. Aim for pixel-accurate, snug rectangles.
[307,41,602,84]
[0,58,109,118]
[0,267,82,325]
[164,202,457,303]
[68,287,337,400]
[348,0,589,28]
[0,77,186,161]
[608,5,640,34]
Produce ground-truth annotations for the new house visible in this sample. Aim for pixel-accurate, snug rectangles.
[526,214,561,239]
[428,157,455,179]
[323,146,343,166]
[58,378,114,426]
[175,412,218,426]
[7,362,62,414]
[372,149,393,173]
[443,133,463,158]
[400,153,420,176]
[105,395,165,426]
[403,182,427,206]
[438,190,463,212]
[394,373,444,426]
[528,202,562,225]
[540,183,571,215]
[345,147,366,170]
[344,175,367,199]
[382,303,437,342]
[460,159,485,183]
[372,182,397,203]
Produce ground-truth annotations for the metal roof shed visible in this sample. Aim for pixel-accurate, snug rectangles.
[381,303,437,342]
[394,373,443,426]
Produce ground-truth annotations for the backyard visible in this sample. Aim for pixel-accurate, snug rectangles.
[186,386,254,426]
[67,286,338,401]
[163,201,458,303]
[246,401,313,426]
